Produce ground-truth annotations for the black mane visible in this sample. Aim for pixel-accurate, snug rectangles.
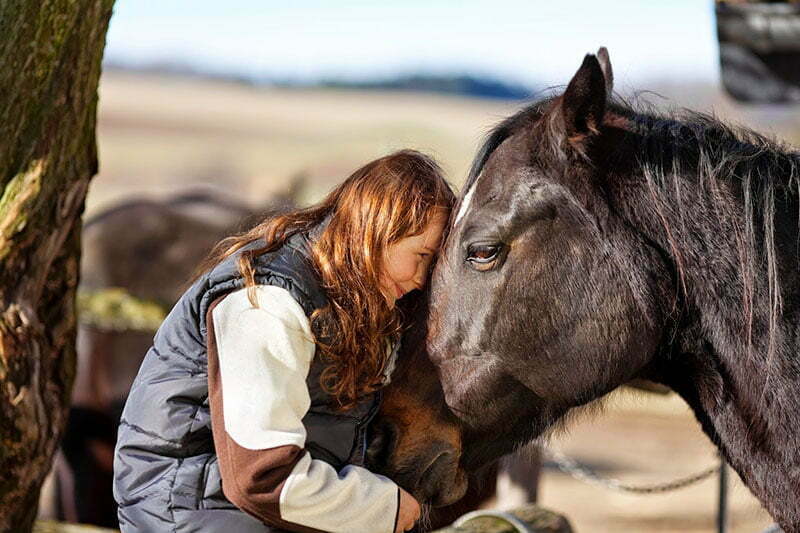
[630,105,800,387]
[465,95,800,195]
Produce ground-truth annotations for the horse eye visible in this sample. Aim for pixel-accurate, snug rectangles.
[466,243,502,271]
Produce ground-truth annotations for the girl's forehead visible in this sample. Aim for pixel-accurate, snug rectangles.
[422,213,448,248]
[395,209,448,247]
[423,234,443,251]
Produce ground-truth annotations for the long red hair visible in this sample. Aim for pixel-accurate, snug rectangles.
[195,150,455,409]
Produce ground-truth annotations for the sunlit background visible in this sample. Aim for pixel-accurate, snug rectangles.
[62,2,799,531]
[91,0,798,216]
[105,0,718,85]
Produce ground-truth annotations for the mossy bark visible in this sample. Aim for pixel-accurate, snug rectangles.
[0,2,114,531]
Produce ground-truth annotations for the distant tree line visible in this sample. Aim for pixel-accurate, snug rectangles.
[104,60,537,100]
[318,74,534,100]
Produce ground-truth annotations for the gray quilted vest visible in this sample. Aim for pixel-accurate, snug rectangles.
[113,221,390,532]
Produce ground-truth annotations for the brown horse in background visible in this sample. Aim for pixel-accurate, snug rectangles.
[44,181,301,526]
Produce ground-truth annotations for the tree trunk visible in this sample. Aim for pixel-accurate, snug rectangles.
[0,2,114,531]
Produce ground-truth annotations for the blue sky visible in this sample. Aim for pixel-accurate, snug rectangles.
[105,1,719,88]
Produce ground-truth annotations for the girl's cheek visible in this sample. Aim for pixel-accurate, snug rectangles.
[392,258,418,282]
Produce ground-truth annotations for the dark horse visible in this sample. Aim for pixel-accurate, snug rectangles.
[373,48,800,531]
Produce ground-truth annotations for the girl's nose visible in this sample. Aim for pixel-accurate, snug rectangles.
[413,264,428,289]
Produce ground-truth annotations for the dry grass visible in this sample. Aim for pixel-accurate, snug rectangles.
[93,72,518,215]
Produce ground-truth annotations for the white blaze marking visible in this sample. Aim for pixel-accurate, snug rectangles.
[453,174,481,227]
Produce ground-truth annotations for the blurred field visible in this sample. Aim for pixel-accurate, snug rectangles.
[537,389,774,533]
[93,71,800,218]
[92,71,518,215]
[92,70,797,532]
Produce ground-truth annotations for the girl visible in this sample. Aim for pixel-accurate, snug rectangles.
[113,150,456,533]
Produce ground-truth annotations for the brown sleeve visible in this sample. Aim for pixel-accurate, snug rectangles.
[206,297,326,533]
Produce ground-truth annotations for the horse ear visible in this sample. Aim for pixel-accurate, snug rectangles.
[560,53,607,141]
[597,46,614,95]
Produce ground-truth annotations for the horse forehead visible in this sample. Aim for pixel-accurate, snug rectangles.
[452,175,480,228]
[452,171,525,230]
[453,132,535,229]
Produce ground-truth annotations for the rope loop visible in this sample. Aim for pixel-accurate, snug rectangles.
[546,447,719,494]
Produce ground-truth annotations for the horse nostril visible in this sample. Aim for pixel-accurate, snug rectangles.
[416,449,465,505]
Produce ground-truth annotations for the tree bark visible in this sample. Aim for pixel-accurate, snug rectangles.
[0,1,114,531]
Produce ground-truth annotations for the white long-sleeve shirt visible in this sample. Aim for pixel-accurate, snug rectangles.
[206,285,400,533]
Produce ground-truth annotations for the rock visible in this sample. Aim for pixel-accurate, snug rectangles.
[431,504,574,533]
[33,521,118,533]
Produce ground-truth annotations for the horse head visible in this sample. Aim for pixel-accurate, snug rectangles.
[426,49,669,466]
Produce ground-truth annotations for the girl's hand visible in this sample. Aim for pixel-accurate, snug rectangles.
[395,487,421,533]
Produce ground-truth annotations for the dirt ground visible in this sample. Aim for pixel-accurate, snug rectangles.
[531,389,774,533]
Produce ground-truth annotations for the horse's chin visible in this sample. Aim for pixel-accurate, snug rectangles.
[460,409,554,471]
[426,469,468,508]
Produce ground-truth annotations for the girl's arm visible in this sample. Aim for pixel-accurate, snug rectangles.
[207,285,401,533]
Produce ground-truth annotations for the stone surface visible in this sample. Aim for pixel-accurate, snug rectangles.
[432,504,574,533]
[34,522,118,533]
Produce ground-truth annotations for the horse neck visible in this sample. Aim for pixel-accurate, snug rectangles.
[625,124,800,528]
[662,313,800,529]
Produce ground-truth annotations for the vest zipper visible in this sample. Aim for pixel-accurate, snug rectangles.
[352,336,396,465]
[356,389,383,465]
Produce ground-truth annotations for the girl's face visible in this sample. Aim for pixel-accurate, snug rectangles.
[379,209,449,308]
